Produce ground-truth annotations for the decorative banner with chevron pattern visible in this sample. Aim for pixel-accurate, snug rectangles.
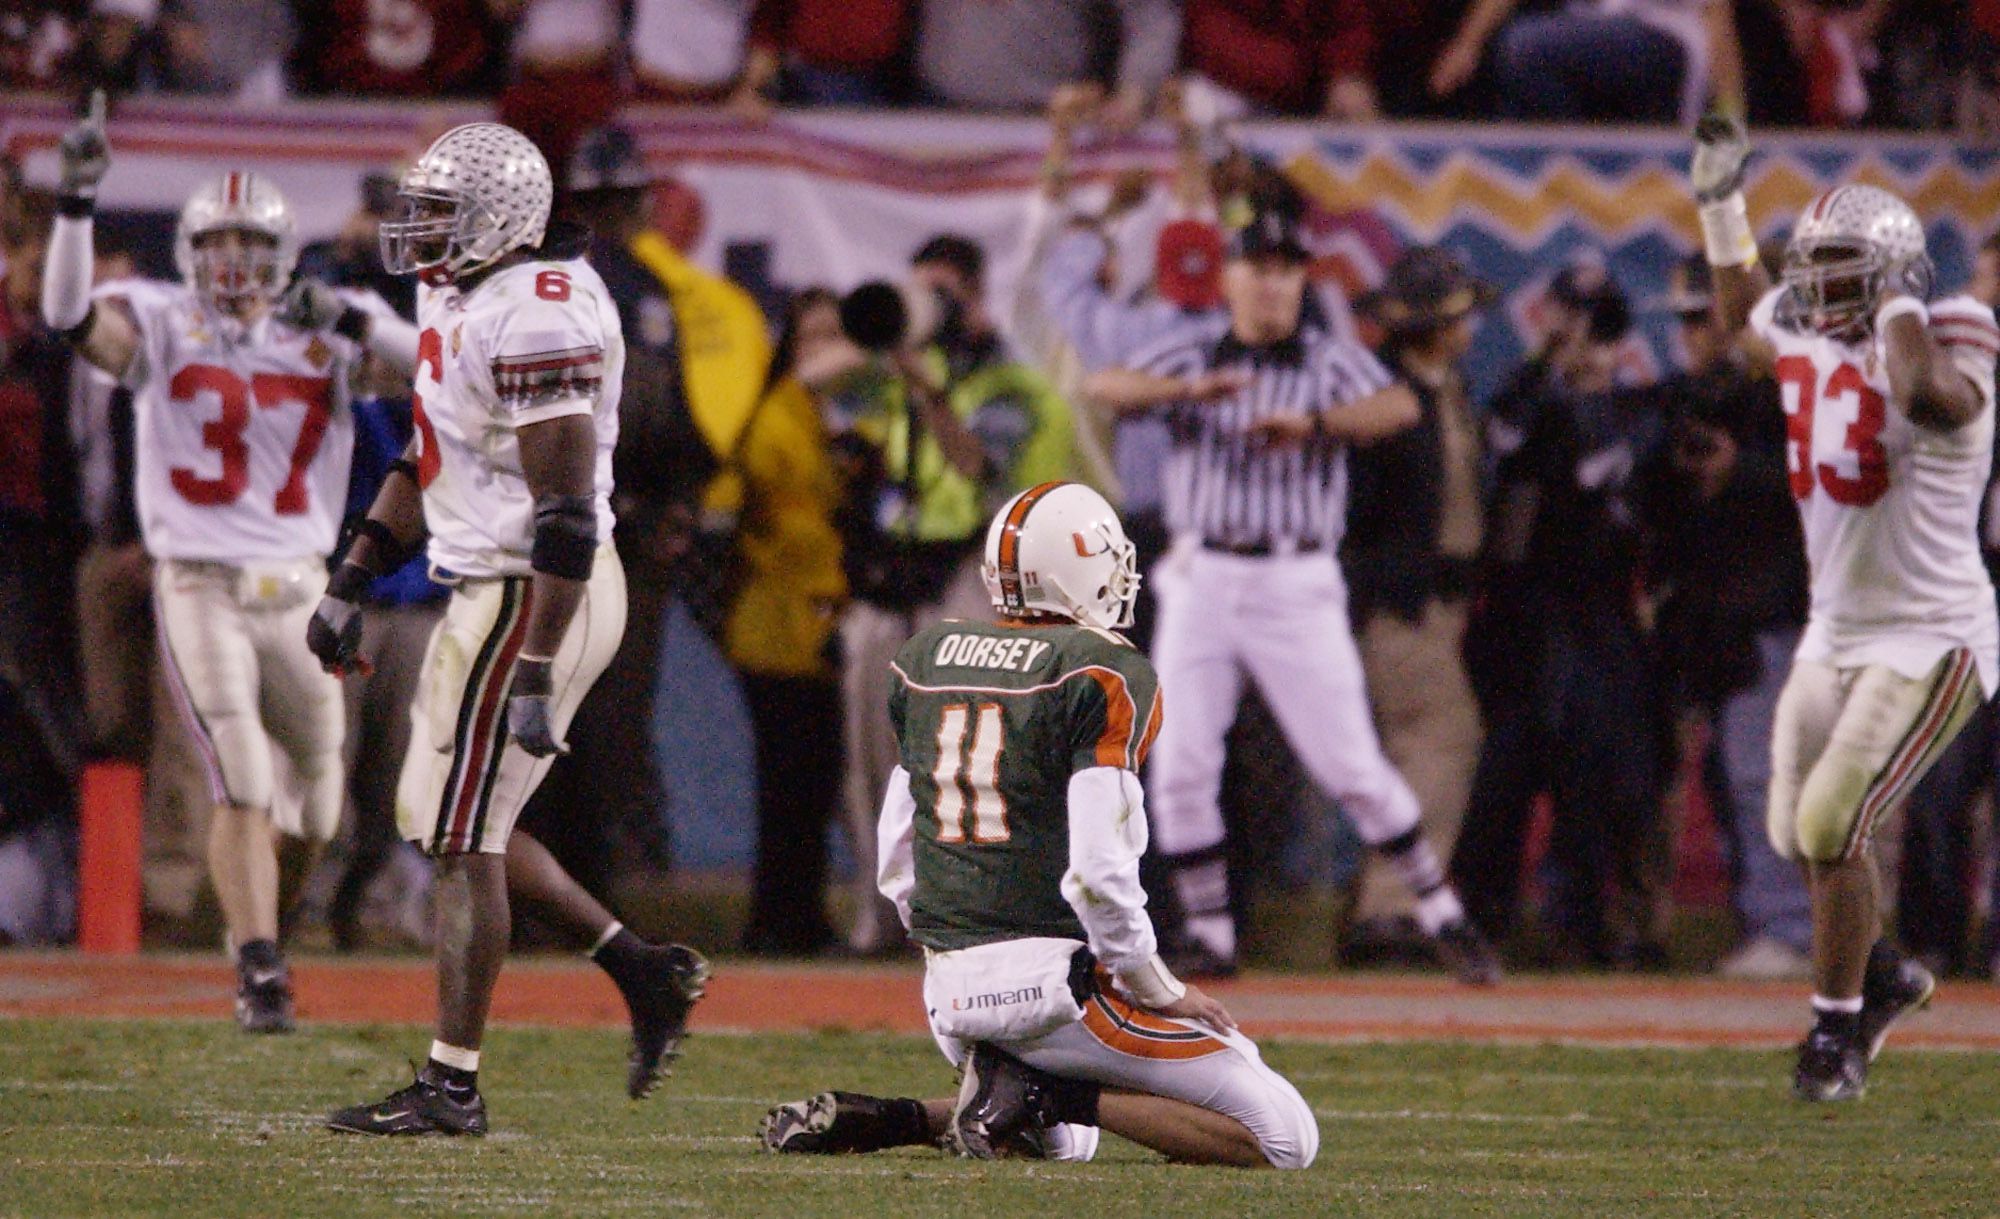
[1277,131,2000,395]
[4,98,1994,400]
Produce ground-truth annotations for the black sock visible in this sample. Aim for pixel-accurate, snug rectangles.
[1863,939,1903,992]
[421,1059,479,1099]
[880,1097,930,1148]
[1813,1007,1862,1039]
[592,927,652,991]
[237,938,282,974]
[1047,1077,1101,1127]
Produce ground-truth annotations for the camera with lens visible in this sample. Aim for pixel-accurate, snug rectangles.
[837,280,964,352]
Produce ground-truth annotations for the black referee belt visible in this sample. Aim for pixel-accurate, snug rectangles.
[1200,538,1324,558]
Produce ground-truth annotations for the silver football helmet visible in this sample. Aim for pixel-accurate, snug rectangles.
[982,482,1139,630]
[175,172,297,311]
[380,122,552,281]
[1782,184,1931,338]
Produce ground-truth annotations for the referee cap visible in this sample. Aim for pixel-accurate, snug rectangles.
[1227,207,1308,263]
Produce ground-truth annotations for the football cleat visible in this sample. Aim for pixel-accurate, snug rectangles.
[327,1076,488,1137]
[948,1044,1056,1160]
[235,962,295,1034]
[1792,1029,1867,1102]
[1859,957,1936,1063]
[1432,920,1504,987]
[617,944,710,1100]
[760,1091,921,1155]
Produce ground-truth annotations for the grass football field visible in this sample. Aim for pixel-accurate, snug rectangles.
[3,1017,1997,1218]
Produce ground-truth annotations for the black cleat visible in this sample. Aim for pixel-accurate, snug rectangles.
[235,962,295,1034]
[1432,920,1503,987]
[618,944,710,1099]
[1792,1029,1867,1102]
[327,1076,488,1136]
[760,1091,919,1154]
[948,1044,1057,1160]
[1860,957,1935,1063]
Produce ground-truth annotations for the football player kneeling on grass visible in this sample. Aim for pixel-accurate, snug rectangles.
[759,483,1317,1168]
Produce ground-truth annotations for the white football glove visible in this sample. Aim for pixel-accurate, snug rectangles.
[1690,112,1751,204]
[59,89,110,199]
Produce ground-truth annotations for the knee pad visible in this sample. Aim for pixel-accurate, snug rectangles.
[202,710,275,812]
[1255,1072,1321,1170]
[1793,764,1874,863]
[295,753,345,844]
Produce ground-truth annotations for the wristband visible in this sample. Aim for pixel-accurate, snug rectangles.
[354,516,419,572]
[1115,952,1187,1008]
[326,561,373,603]
[333,306,372,344]
[1875,296,1929,333]
[57,194,95,218]
[1697,193,1759,268]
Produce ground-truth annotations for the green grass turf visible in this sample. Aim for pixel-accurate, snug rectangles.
[2,1019,1995,1218]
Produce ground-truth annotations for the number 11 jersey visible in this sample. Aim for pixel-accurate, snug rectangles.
[888,618,1163,952]
[1752,287,2000,692]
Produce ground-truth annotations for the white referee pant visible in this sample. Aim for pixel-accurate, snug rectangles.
[1147,539,1422,859]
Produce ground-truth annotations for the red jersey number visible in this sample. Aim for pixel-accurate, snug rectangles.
[410,328,444,487]
[1775,355,1890,507]
[535,270,571,302]
[168,365,333,513]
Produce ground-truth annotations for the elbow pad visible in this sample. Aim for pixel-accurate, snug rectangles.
[42,215,95,332]
[530,493,597,579]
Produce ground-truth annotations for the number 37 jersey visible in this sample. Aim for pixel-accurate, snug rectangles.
[1751,287,2000,692]
[410,258,622,579]
[102,278,367,563]
[888,619,1163,951]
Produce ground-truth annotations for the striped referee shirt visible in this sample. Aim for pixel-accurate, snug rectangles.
[1128,315,1394,550]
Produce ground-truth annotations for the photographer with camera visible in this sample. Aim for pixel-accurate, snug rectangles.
[831,233,1077,955]
[1452,258,1672,970]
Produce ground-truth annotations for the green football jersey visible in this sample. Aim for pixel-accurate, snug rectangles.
[889,617,1163,952]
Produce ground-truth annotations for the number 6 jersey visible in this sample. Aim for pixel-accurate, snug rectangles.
[100,278,372,563]
[1751,287,2000,692]
[408,255,623,580]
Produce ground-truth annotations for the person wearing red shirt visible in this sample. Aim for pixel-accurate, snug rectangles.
[1181,0,1379,119]
[291,0,507,96]
[732,0,914,110]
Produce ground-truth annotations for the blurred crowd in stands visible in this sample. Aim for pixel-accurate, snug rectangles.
[2,0,1998,136]
[4,22,2000,986]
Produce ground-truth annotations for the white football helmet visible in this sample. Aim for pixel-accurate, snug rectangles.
[981,482,1139,630]
[379,122,552,281]
[174,171,297,311]
[1782,184,1931,337]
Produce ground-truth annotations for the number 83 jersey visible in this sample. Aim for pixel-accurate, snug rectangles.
[102,278,372,563]
[409,256,622,580]
[1752,287,2000,692]
[889,619,1163,951]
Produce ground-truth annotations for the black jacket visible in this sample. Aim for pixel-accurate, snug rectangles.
[1343,344,1470,624]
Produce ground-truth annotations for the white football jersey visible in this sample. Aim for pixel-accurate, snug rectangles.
[410,257,621,579]
[102,278,365,563]
[1751,287,2000,693]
